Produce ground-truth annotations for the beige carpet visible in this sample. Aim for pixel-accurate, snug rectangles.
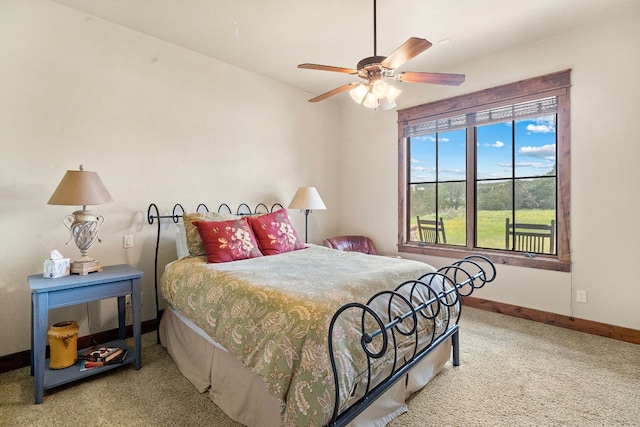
[2,307,639,426]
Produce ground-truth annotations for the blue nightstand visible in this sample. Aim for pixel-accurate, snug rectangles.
[29,264,143,404]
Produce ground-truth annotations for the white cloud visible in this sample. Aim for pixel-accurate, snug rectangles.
[515,161,549,169]
[477,171,509,179]
[519,144,556,160]
[526,124,553,133]
[410,158,420,163]
[525,116,556,133]
[439,168,465,176]
[482,140,504,148]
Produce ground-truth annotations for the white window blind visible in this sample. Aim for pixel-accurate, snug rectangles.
[403,96,558,137]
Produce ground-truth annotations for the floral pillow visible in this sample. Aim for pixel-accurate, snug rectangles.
[248,208,306,255]
[194,218,263,263]
[184,211,239,257]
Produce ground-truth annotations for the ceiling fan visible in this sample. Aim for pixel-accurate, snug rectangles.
[298,0,465,109]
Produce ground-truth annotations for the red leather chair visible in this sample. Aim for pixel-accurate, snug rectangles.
[322,235,378,255]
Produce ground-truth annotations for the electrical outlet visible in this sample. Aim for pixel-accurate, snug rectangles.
[576,289,587,303]
[125,295,132,326]
[125,294,142,305]
[124,292,144,308]
[123,235,134,248]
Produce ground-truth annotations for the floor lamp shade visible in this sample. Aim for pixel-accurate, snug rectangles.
[48,166,113,275]
[288,187,326,243]
[288,187,326,211]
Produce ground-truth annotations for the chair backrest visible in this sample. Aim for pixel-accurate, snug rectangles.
[505,218,556,254]
[322,235,377,255]
[416,217,447,244]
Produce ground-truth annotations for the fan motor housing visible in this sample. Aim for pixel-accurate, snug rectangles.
[357,56,387,71]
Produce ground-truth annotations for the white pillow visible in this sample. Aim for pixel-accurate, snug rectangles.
[176,223,189,259]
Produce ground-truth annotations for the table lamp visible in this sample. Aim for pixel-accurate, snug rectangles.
[288,186,326,243]
[47,165,113,275]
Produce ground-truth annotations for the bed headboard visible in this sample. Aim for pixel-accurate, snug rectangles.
[146,202,284,342]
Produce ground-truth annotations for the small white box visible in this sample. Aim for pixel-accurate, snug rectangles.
[43,258,70,278]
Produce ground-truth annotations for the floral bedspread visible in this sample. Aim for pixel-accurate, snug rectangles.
[161,244,437,426]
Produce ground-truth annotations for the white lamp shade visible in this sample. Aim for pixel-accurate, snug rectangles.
[288,187,326,210]
[48,169,113,206]
[379,97,397,110]
[349,83,368,104]
[372,79,389,99]
[386,85,402,103]
[362,92,379,109]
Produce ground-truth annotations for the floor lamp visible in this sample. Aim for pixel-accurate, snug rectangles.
[288,187,326,243]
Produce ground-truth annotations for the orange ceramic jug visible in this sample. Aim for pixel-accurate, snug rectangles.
[47,321,79,369]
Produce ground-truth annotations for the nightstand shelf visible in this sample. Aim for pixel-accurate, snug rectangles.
[43,339,134,389]
[29,264,143,404]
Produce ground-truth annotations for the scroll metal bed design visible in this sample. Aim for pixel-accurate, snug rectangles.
[146,202,284,342]
[327,255,495,426]
[146,202,496,426]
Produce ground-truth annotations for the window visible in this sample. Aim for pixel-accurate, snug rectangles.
[398,70,571,271]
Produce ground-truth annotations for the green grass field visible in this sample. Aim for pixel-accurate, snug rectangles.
[414,209,556,251]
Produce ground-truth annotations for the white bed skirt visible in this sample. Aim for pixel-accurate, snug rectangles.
[159,305,451,427]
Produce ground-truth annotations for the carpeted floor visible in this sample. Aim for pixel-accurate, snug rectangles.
[2,307,639,426]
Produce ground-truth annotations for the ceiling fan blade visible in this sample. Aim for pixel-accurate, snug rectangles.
[396,71,465,86]
[381,37,432,70]
[298,63,359,75]
[308,83,358,102]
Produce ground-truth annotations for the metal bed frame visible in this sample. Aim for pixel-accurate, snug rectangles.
[327,255,495,426]
[146,202,284,343]
[146,202,495,427]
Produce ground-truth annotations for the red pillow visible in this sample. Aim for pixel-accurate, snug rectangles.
[194,218,263,263]
[248,208,306,255]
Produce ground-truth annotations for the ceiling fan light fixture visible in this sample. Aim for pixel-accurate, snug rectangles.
[386,85,402,103]
[298,0,464,107]
[362,92,379,109]
[379,97,397,110]
[349,83,369,104]
[371,79,389,99]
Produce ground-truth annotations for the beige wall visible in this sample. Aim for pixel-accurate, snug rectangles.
[339,10,640,330]
[0,1,341,357]
[1,1,639,359]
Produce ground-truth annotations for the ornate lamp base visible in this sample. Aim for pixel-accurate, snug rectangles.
[70,259,103,276]
[64,210,105,275]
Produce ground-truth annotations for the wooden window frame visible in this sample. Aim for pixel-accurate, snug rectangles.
[397,70,571,272]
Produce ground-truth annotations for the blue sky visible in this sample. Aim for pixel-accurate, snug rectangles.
[410,115,557,182]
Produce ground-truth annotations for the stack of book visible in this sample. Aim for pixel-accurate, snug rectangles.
[78,345,128,371]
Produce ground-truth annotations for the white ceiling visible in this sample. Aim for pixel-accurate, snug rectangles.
[51,0,637,101]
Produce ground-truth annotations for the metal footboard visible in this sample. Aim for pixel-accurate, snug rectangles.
[327,255,496,426]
